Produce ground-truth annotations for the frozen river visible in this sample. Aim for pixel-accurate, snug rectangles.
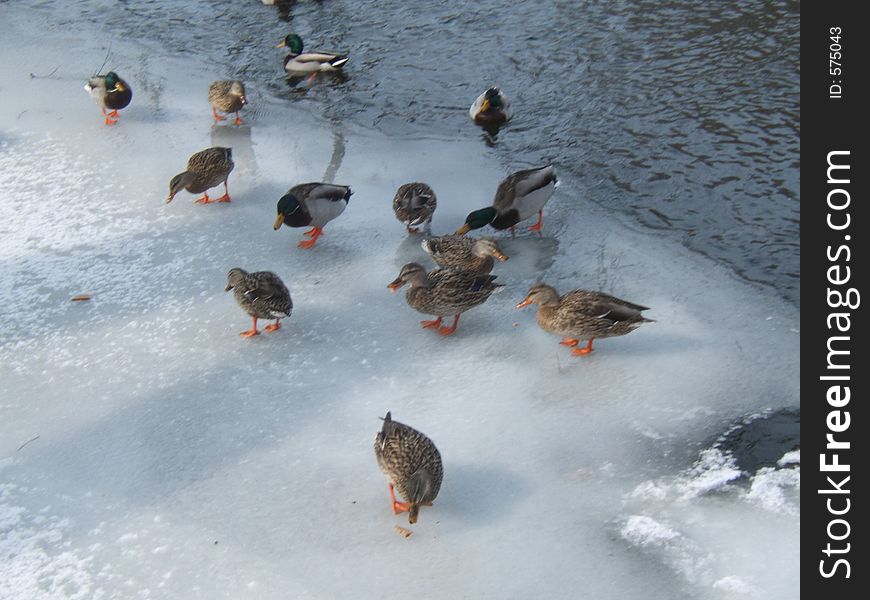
[1,2,799,599]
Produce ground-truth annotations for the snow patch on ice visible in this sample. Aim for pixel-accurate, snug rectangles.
[620,440,798,599]
[777,450,800,466]
[0,485,102,600]
[744,464,800,516]
[712,576,754,595]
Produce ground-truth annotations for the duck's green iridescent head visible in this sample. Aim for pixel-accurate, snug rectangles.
[274,193,300,229]
[484,87,504,109]
[455,207,497,234]
[277,34,304,54]
[105,71,125,92]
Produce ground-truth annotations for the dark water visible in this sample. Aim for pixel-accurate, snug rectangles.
[715,407,800,474]
[40,0,800,306]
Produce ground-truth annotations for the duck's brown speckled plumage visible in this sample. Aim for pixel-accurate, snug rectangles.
[392,182,436,232]
[388,263,501,335]
[224,268,293,337]
[208,80,247,123]
[421,235,508,274]
[374,411,443,524]
[518,283,652,355]
[166,147,235,203]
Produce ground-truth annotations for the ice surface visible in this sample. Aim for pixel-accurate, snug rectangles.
[1,7,798,600]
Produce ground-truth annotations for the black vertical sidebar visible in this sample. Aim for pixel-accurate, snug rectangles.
[802,2,867,597]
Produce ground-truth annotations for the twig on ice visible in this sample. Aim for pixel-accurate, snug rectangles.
[17,435,40,452]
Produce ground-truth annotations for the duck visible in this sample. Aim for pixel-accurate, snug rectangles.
[421,235,508,274]
[84,71,132,125]
[516,283,653,355]
[224,268,293,338]
[374,411,443,525]
[392,182,437,234]
[208,80,247,125]
[469,87,512,125]
[277,34,349,77]
[166,147,235,204]
[456,165,558,235]
[273,182,352,249]
[388,262,502,336]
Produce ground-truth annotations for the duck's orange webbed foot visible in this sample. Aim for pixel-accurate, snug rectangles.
[298,228,323,249]
[239,318,259,337]
[212,108,227,123]
[388,483,410,514]
[233,113,244,126]
[194,194,213,204]
[101,108,119,125]
[560,338,579,347]
[302,228,319,238]
[571,339,595,356]
[527,210,543,233]
[420,317,443,329]
[437,315,460,336]
[215,182,231,203]
[264,321,281,333]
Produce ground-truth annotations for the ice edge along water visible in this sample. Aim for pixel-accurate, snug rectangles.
[0,8,799,600]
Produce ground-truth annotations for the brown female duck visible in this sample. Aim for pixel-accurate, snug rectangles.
[166,147,235,204]
[517,283,652,355]
[208,80,247,125]
[421,235,508,274]
[374,411,443,524]
[388,262,502,336]
[225,268,293,337]
[392,182,437,234]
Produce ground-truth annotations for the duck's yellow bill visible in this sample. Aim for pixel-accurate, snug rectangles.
[454,224,471,235]
[273,214,285,230]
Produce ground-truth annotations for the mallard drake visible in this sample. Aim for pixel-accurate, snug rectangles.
[421,235,508,274]
[273,183,352,249]
[388,262,502,336]
[469,87,512,125]
[224,268,293,337]
[516,283,653,355]
[208,80,247,125]
[166,147,235,204]
[393,182,437,234]
[374,411,443,525]
[277,34,349,77]
[84,71,132,125]
[456,165,558,235]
